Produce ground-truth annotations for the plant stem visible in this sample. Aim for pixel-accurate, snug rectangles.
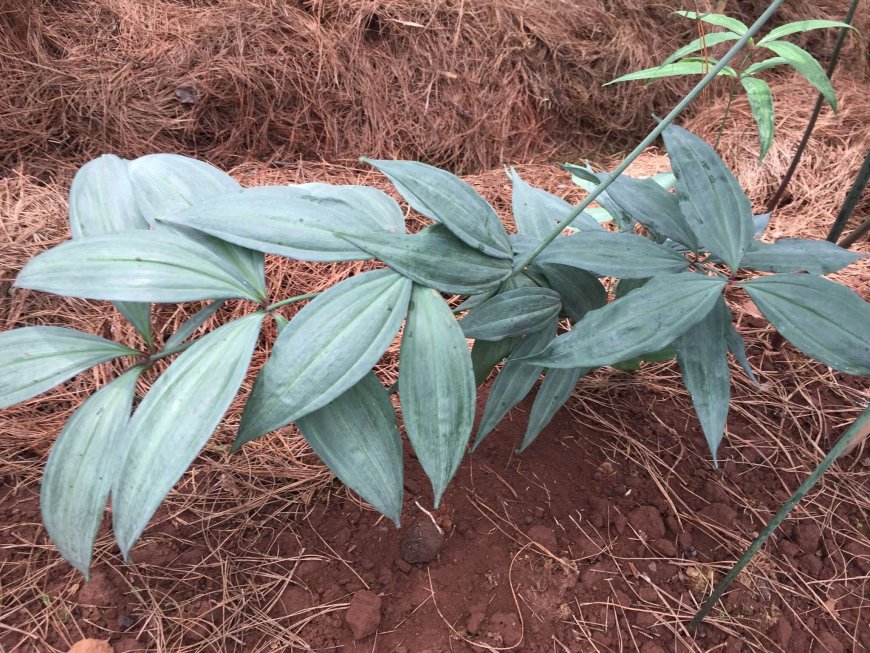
[765,0,859,213]
[148,338,197,362]
[689,403,870,631]
[511,0,786,276]
[828,148,870,245]
[266,292,321,311]
[839,215,870,250]
[713,79,738,150]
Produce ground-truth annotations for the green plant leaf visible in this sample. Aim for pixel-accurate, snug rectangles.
[339,225,512,295]
[236,269,412,447]
[15,231,264,303]
[163,185,404,262]
[739,239,864,274]
[741,274,870,375]
[662,32,741,66]
[743,57,789,76]
[612,345,677,371]
[454,287,499,314]
[674,299,731,464]
[663,125,754,271]
[530,273,726,368]
[607,60,736,85]
[113,313,264,558]
[740,76,775,162]
[753,213,771,237]
[474,322,556,449]
[296,373,404,526]
[566,164,634,231]
[471,337,516,385]
[460,287,562,340]
[509,168,602,239]
[760,40,837,111]
[361,158,512,259]
[532,263,608,321]
[531,231,690,278]
[400,286,475,506]
[519,366,586,452]
[757,20,855,45]
[164,300,226,351]
[41,368,141,577]
[724,313,758,386]
[674,10,748,35]
[0,327,138,409]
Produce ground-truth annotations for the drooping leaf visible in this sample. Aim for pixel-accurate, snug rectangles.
[607,60,736,85]
[113,313,264,557]
[519,366,586,452]
[740,77,775,162]
[297,373,404,526]
[361,158,512,259]
[674,299,731,464]
[661,32,741,66]
[757,20,854,45]
[236,270,412,447]
[474,322,556,449]
[565,164,634,230]
[530,273,726,368]
[41,368,141,577]
[509,168,602,239]
[15,231,264,303]
[674,10,748,35]
[460,287,562,340]
[0,327,138,409]
[743,57,789,76]
[741,274,870,375]
[760,40,837,111]
[723,310,759,386]
[663,124,754,271]
[739,238,864,275]
[400,286,475,506]
[533,263,607,321]
[531,231,690,278]
[164,300,226,351]
[164,185,403,262]
[339,225,512,295]
[471,337,517,385]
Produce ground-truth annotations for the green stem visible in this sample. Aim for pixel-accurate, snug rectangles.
[828,147,870,245]
[511,0,786,276]
[148,338,197,363]
[266,292,321,312]
[689,403,870,631]
[714,80,738,150]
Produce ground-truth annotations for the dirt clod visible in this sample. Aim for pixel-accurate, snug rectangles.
[400,520,444,564]
[466,609,486,635]
[77,573,115,606]
[67,640,113,653]
[527,524,558,553]
[628,506,665,540]
[345,590,382,640]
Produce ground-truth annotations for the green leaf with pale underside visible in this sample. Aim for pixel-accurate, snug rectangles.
[460,287,562,340]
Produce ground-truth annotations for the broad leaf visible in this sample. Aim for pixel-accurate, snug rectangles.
[236,269,412,446]
[361,158,512,259]
[400,286,475,506]
[760,40,837,110]
[565,164,634,230]
[757,20,854,45]
[662,32,741,66]
[113,313,264,557]
[114,303,153,349]
[607,60,736,85]
[743,57,789,76]
[739,239,863,275]
[674,10,748,35]
[531,231,690,278]
[741,274,870,375]
[41,368,141,577]
[454,286,499,314]
[674,299,731,464]
[753,213,771,237]
[533,263,607,321]
[297,373,404,526]
[471,337,516,385]
[519,366,586,452]
[339,225,512,295]
[663,124,754,271]
[474,322,556,449]
[164,185,403,262]
[15,231,264,303]
[460,287,562,340]
[724,313,758,386]
[510,168,602,239]
[164,300,225,351]
[530,273,726,368]
[0,327,138,409]
[740,77,775,161]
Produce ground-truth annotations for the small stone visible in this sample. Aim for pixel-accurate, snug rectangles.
[400,520,444,564]
[527,524,558,552]
[345,590,382,640]
[466,609,485,635]
[67,640,113,653]
[628,506,666,540]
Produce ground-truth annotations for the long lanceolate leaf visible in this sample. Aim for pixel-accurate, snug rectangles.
[739,238,863,274]
[400,286,475,506]
[474,322,556,449]
[297,373,404,526]
[530,273,726,369]
[113,313,264,558]
[164,185,404,262]
[460,287,562,340]
[164,300,225,351]
[760,40,837,110]
[0,327,138,409]
[757,20,854,45]
[661,32,741,66]
[607,60,737,85]
[674,299,731,464]
[361,158,513,259]
[15,231,264,303]
[519,366,586,453]
[235,270,412,448]
[663,125,754,271]
[741,274,870,375]
[509,168,602,238]
[533,263,607,321]
[674,10,748,35]
[41,368,141,577]
[339,225,512,295]
[740,76,775,162]
[471,337,516,385]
